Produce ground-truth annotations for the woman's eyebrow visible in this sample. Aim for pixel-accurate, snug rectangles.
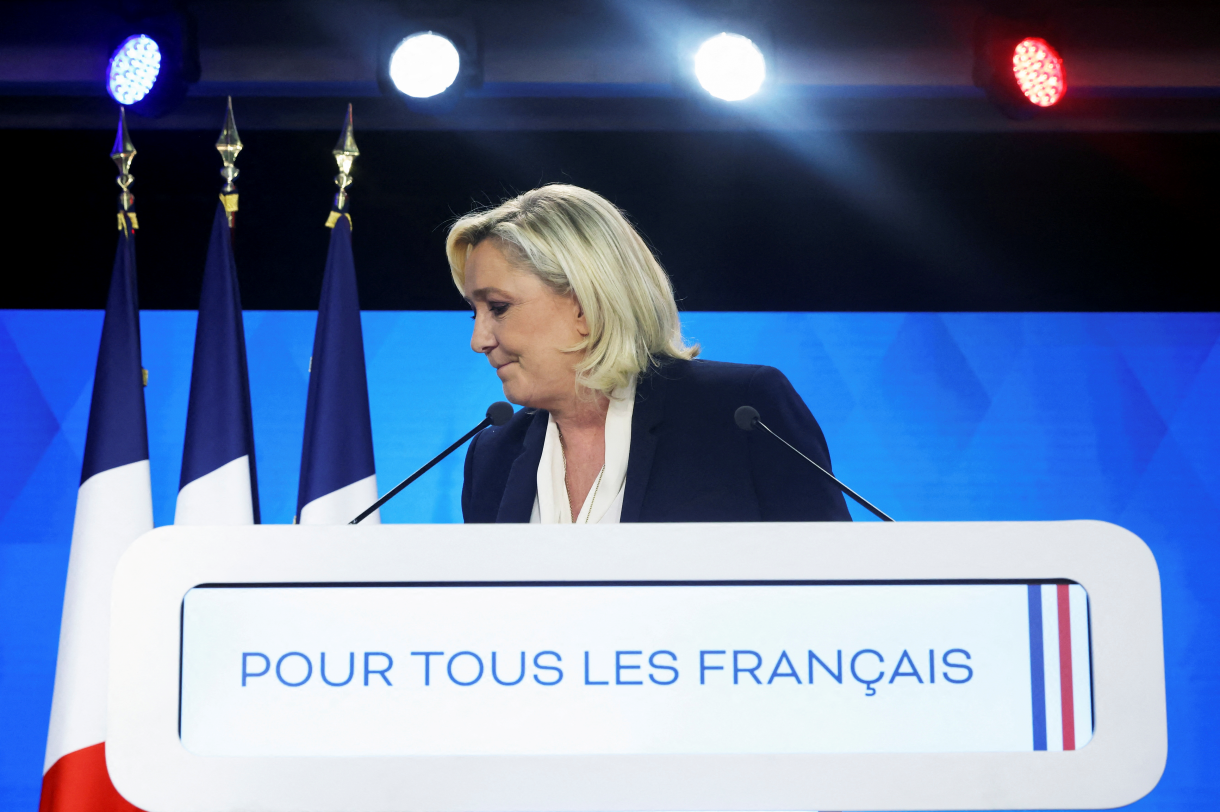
[470,286,512,301]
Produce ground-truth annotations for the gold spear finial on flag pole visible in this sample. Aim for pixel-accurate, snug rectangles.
[330,103,359,221]
[216,96,243,227]
[110,108,138,231]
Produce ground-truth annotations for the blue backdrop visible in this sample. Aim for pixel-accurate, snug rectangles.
[1,309,1217,810]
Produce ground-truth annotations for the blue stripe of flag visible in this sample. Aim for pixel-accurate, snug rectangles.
[180,202,260,519]
[297,214,375,514]
[80,223,147,482]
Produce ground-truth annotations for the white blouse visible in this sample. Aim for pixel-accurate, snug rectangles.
[530,378,636,524]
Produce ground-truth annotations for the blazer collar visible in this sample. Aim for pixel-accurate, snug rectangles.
[621,367,670,523]
[496,410,548,522]
[497,362,679,524]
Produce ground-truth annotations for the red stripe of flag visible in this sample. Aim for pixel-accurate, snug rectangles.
[1057,583,1076,750]
[40,743,143,812]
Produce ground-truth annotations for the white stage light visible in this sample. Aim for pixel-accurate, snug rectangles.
[694,32,766,101]
[107,34,162,105]
[388,32,461,98]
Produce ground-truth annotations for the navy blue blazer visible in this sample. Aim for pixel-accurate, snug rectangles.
[461,359,851,523]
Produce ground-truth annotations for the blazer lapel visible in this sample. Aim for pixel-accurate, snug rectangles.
[496,410,548,522]
[621,372,667,523]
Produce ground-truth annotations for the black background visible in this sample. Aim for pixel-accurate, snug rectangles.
[9,128,1216,311]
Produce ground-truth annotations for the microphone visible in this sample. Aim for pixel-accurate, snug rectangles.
[735,405,894,522]
[350,401,515,524]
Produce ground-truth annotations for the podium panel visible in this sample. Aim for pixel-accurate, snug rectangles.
[180,582,1092,758]
[108,521,1166,811]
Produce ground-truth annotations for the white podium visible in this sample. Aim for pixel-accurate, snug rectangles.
[108,521,1166,811]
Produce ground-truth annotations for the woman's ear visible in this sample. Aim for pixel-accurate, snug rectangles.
[571,293,590,337]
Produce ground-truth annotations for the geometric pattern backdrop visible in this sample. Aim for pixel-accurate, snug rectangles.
[1,310,1217,810]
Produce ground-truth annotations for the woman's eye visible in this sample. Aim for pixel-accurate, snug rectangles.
[470,302,509,319]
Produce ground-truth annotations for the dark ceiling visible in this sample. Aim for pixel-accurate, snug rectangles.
[2,2,1217,311]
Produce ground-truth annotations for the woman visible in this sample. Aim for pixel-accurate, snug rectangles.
[449,184,850,524]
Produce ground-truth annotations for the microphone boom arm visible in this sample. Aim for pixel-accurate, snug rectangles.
[349,401,513,525]
[736,405,893,522]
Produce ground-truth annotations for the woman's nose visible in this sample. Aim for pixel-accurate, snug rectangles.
[470,312,496,354]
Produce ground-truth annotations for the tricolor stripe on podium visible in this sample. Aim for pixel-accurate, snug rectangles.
[175,201,259,525]
[1027,583,1094,751]
[41,217,149,812]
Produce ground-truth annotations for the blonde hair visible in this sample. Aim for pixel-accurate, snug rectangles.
[446,184,698,395]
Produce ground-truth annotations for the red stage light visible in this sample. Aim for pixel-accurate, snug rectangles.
[1012,37,1065,107]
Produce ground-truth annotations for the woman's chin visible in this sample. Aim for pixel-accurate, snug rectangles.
[499,379,529,407]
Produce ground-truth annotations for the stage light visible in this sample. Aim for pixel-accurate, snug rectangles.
[388,32,461,98]
[973,14,1066,120]
[104,5,199,118]
[694,33,766,101]
[1012,37,1066,107]
[107,34,162,106]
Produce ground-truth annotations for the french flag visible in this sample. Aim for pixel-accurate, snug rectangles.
[296,211,379,524]
[175,201,259,524]
[40,212,149,808]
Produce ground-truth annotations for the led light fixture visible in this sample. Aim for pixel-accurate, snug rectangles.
[104,5,199,118]
[1012,37,1066,107]
[973,14,1068,119]
[694,33,766,101]
[388,32,461,98]
[107,34,162,106]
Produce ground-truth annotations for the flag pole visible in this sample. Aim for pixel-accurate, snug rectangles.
[110,108,137,232]
[41,107,152,810]
[216,96,243,228]
[297,104,379,525]
[175,97,260,527]
[327,103,358,226]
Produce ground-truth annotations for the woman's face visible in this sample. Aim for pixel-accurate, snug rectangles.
[463,239,588,409]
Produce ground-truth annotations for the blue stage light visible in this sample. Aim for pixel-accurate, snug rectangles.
[107,34,162,106]
[388,32,461,98]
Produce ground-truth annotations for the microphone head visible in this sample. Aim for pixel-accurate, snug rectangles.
[735,405,760,431]
[486,401,515,427]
